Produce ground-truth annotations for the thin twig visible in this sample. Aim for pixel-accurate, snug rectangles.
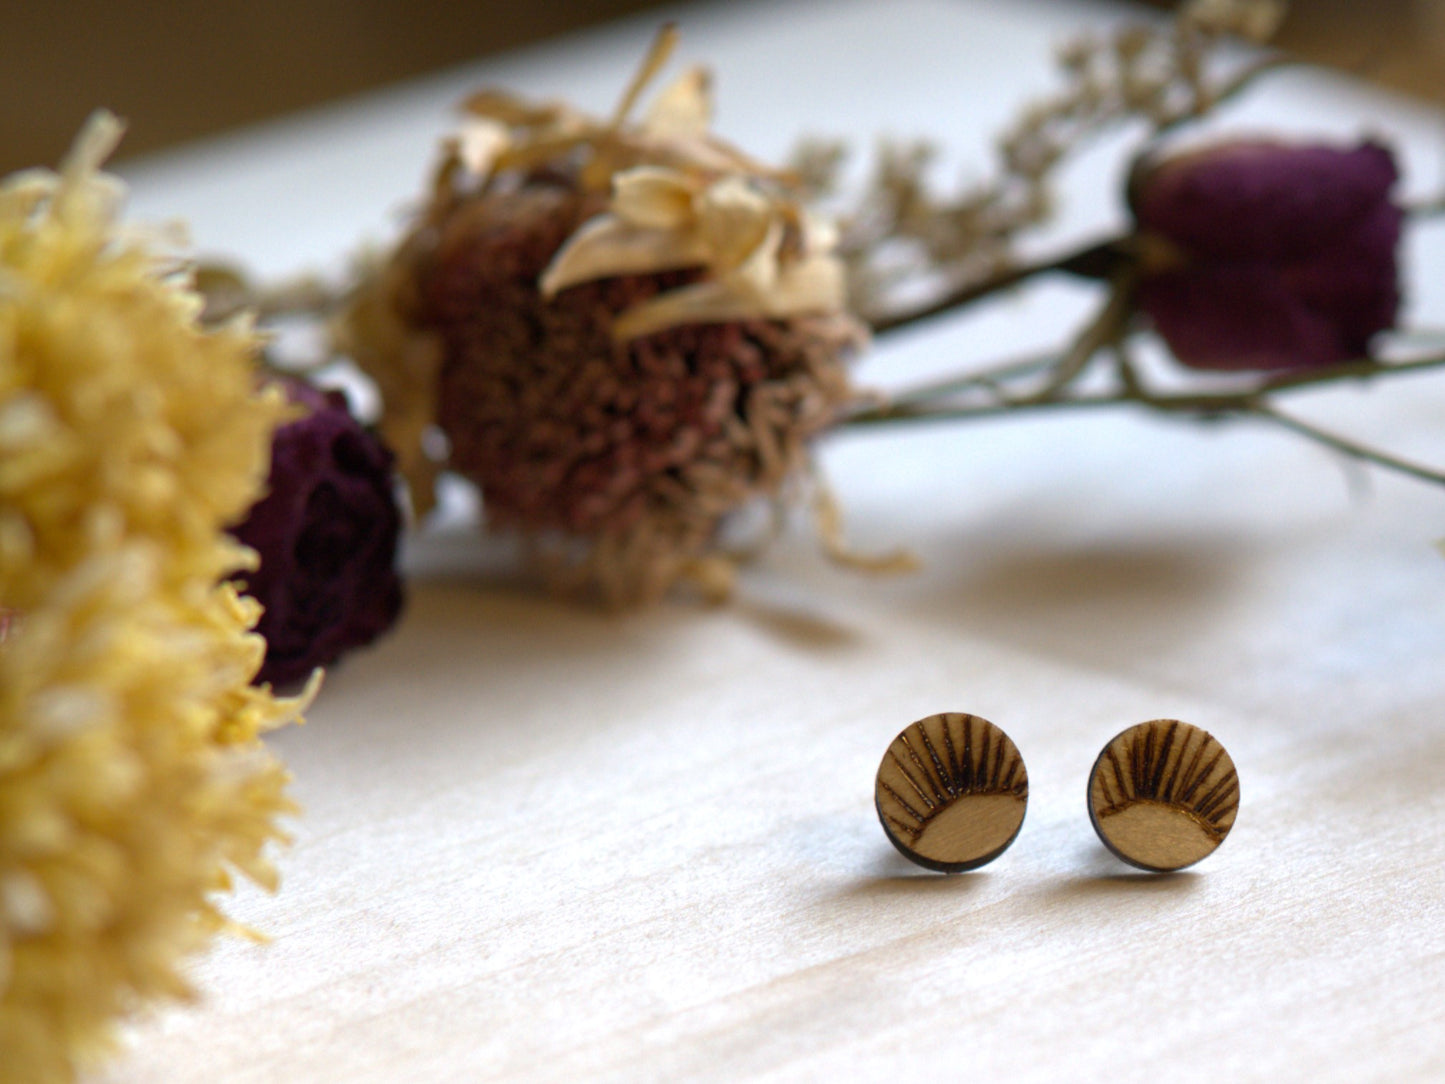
[887,350,1062,406]
[1258,352,1445,393]
[1026,270,1138,401]
[868,237,1124,335]
[1248,401,1445,486]
[1151,53,1293,139]
[1407,194,1445,220]
[876,350,1445,415]
[863,50,1292,338]
[841,349,1445,489]
[841,387,1254,429]
[252,275,343,321]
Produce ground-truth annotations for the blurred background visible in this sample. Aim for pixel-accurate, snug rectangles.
[1,0,1442,174]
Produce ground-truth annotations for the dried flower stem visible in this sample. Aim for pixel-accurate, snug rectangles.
[867,237,1124,334]
[885,349,1063,404]
[1245,402,1445,486]
[1026,270,1137,400]
[844,351,1445,486]
[1148,52,1291,138]
[1407,194,1445,220]
[195,262,343,325]
[871,154,1426,338]
[825,8,1290,325]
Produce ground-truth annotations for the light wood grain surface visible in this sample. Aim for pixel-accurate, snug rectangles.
[101,1,1445,1080]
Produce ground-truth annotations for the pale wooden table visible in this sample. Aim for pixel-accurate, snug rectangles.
[105,0,1445,1080]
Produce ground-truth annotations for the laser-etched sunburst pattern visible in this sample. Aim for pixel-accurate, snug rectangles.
[1091,720,1238,839]
[875,713,1028,872]
[1087,719,1239,872]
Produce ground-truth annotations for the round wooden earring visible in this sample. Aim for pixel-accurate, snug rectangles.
[1087,719,1239,872]
[875,713,1029,873]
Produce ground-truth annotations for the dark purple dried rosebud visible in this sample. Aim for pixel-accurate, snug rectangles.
[231,380,404,687]
[1133,139,1402,371]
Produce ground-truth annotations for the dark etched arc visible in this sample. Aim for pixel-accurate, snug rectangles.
[1093,721,1238,841]
[878,714,1028,842]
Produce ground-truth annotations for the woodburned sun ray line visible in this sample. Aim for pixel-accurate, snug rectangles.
[888,749,938,809]
[917,722,955,798]
[1168,729,1207,805]
[876,714,1030,869]
[1089,720,1239,871]
[941,718,962,793]
[1195,771,1239,822]
[1177,747,1226,805]
[877,780,927,827]
[1002,754,1021,792]
[959,715,976,793]
[899,734,947,806]
[1097,722,1238,826]
[1108,747,1132,804]
[882,807,923,843]
[1149,720,1178,799]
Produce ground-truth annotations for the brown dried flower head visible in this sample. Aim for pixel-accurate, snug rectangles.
[342,26,867,604]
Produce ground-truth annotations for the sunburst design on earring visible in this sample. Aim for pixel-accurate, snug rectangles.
[875,712,1028,873]
[1088,719,1239,872]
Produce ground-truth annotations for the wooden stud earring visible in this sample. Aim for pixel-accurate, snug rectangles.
[875,713,1029,873]
[1087,719,1239,872]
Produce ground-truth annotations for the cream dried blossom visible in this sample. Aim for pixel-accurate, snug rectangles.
[0,114,311,1083]
[540,167,845,341]
[343,27,875,604]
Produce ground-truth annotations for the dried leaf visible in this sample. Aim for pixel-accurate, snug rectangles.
[642,66,714,139]
[539,214,709,297]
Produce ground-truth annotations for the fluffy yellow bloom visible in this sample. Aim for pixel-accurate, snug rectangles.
[0,114,312,1083]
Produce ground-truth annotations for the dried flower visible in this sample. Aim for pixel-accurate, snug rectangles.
[230,380,404,687]
[1133,139,1402,370]
[804,0,1289,324]
[1182,0,1287,40]
[0,114,311,1083]
[344,28,866,604]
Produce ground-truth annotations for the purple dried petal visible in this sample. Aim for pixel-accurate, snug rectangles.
[230,380,404,688]
[1134,139,1403,371]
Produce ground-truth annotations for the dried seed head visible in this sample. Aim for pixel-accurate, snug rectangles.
[343,30,865,604]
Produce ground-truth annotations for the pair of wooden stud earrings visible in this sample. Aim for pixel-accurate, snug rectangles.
[875,713,1239,873]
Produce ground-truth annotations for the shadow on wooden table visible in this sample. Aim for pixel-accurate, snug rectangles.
[896,533,1244,639]
[1043,869,1204,901]
[829,844,1202,905]
[830,869,994,903]
[880,526,1270,687]
[399,523,867,651]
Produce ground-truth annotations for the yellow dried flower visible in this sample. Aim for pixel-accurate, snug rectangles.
[0,114,312,1083]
